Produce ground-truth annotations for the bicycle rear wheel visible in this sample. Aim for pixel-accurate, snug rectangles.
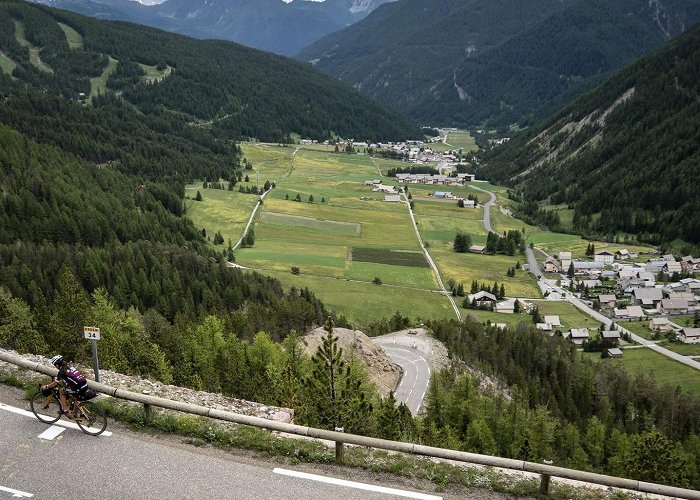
[76,401,107,436]
[30,391,61,424]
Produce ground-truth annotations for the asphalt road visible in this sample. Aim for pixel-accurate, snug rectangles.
[525,247,544,278]
[0,387,445,500]
[372,338,432,415]
[469,183,497,235]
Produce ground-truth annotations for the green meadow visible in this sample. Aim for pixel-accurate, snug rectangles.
[188,143,670,324]
[90,56,118,99]
[584,349,700,395]
[530,300,602,330]
[445,130,478,152]
[58,22,83,50]
[429,249,540,298]
[0,51,16,76]
[184,184,259,247]
[263,269,454,325]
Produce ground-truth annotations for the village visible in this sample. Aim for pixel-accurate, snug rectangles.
[537,250,700,346]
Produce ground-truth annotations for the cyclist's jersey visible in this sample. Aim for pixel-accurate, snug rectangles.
[55,366,88,393]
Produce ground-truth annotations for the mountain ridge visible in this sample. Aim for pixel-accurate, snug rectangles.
[31,0,396,55]
[298,0,700,128]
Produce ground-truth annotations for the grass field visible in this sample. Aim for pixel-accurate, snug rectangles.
[139,63,171,83]
[0,51,16,76]
[262,212,360,236]
[14,21,53,73]
[58,22,83,50]
[662,342,700,356]
[531,300,602,330]
[184,185,259,248]
[464,310,534,329]
[622,320,656,340]
[445,130,478,152]
[584,349,700,395]
[430,249,540,298]
[263,269,453,325]
[90,56,118,99]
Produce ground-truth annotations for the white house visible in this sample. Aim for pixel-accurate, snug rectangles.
[594,250,615,264]
[679,328,700,344]
[559,252,572,272]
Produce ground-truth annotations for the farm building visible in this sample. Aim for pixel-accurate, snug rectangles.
[679,328,700,344]
[567,328,589,345]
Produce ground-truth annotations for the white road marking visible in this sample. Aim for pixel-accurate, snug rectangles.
[0,485,34,498]
[38,425,65,441]
[273,468,442,500]
[0,402,112,437]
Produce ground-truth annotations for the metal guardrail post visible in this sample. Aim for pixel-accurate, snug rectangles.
[335,426,344,464]
[540,459,553,495]
[143,403,152,424]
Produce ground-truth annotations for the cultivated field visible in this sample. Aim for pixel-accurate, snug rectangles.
[185,144,448,323]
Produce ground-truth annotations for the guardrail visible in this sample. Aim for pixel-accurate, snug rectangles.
[1,350,698,499]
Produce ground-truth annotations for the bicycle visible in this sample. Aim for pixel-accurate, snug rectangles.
[30,384,108,436]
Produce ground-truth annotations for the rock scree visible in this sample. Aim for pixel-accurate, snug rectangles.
[301,327,401,398]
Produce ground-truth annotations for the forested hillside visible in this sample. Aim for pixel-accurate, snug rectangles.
[32,0,394,56]
[480,22,700,247]
[424,319,700,490]
[0,2,364,390]
[298,0,700,128]
[1,1,419,143]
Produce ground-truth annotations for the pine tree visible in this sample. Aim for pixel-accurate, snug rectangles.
[299,318,371,433]
[195,190,202,201]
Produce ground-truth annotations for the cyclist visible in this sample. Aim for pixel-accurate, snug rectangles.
[41,355,88,417]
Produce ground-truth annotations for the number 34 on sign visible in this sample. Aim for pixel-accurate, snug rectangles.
[84,326,101,340]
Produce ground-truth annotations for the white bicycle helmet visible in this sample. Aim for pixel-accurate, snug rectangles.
[50,355,64,367]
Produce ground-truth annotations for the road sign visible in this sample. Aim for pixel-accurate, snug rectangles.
[83,326,100,340]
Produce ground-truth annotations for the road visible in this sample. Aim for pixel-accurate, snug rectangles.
[525,246,544,279]
[0,386,448,500]
[469,183,497,235]
[373,336,432,415]
[232,187,272,251]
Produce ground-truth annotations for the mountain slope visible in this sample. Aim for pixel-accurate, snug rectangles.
[480,23,700,245]
[32,0,396,55]
[298,0,700,128]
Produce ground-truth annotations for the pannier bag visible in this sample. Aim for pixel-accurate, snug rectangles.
[78,388,97,401]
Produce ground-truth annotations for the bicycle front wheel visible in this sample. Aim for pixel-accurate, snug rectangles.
[30,391,61,424]
[76,401,107,436]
